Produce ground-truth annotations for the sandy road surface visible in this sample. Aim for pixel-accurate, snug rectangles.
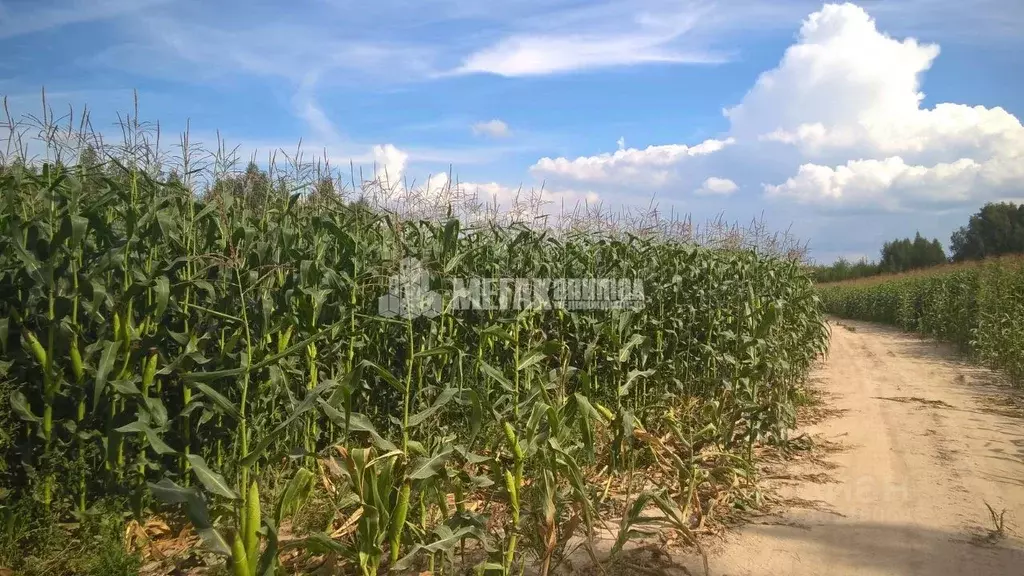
[705,319,1024,575]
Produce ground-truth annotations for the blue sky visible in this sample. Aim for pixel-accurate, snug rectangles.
[2,0,1023,262]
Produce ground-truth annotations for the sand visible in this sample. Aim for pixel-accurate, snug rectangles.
[703,319,1024,576]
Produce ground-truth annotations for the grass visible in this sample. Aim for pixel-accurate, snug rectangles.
[0,501,141,576]
[984,502,1008,541]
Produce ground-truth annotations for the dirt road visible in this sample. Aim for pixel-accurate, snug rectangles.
[706,319,1024,575]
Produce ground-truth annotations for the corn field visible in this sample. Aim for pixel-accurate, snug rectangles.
[818,256,1024,385]
[0,106,829,575]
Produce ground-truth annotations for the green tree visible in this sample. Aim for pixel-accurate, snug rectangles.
[809,257,880,283]
[77,144,100,171]
[950,202,1024,261]
[813,231,947,283]
[880,232,947,273]
[203,162,274,215]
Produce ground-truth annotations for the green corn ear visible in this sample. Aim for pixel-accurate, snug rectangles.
[141,352,157,396]
[231,532,250,576]
[112,311,121,343]
[389,481,411,563]
[504,422,525,494]
[23,330,47,367]
[504,533,518,571]
[504,469,519,524]
[69,340,84,383]
[503,422,522,461]
[122,312,133,347]
[502,421,516,448]
[278,325,293,354]
[454,482,466,513]
[595,402,615,422]
[244,481,261,572]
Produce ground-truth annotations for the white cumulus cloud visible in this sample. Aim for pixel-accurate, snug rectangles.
[731,2,1024,209]
[765,154,1024,210]
[509,2,1024,217]
[471,119,511,138]
[448,181,601,221]
[460,181,597,206]
[728,3,1024,161]
[530,138,734,188]
[424,171,450,195]
[696,177,738,196]
[372,143,408,185]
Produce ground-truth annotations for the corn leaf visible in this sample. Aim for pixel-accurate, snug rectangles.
[186,454,239,500]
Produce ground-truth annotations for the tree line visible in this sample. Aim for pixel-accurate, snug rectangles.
[811,202,1024,283]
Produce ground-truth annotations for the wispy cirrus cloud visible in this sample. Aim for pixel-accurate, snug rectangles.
[90,14,435,85]
[0,0,170,40]
[293,73,342,144]
[452,32,728,77]
[449,1,731,77]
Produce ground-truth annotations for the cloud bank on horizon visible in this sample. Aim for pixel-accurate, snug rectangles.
[2,1,1023,261]
[531,4,1024,211]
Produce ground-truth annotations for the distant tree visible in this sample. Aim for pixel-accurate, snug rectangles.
[831,257,851,279]
[809,257,880,283]
[202,162,274,215]
[849,257,879,279]
[77,144,100,171]
[950,202,1024,262]
[879,232,947,273]
[311,176,337,205]
[240,161,272,213]
[165,169,184,190]
[812,231,947,283]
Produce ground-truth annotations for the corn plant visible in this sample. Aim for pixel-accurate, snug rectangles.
[819,256,1024,384]
[0,104,830,574]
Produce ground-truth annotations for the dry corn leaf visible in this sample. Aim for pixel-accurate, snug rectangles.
[330,506,364,539]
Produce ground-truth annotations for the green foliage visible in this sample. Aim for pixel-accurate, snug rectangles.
[818,257,1024,384]
[879,232,946,273]
[811,231,947,283]
[809,256,881,283]
[951,202,1024,262]
[0,499,141,576]
[0,152,828,574]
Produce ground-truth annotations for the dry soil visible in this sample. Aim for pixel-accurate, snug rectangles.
[703,319,1024,575]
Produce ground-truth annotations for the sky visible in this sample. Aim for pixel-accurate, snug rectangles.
[1,0,1023,262]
